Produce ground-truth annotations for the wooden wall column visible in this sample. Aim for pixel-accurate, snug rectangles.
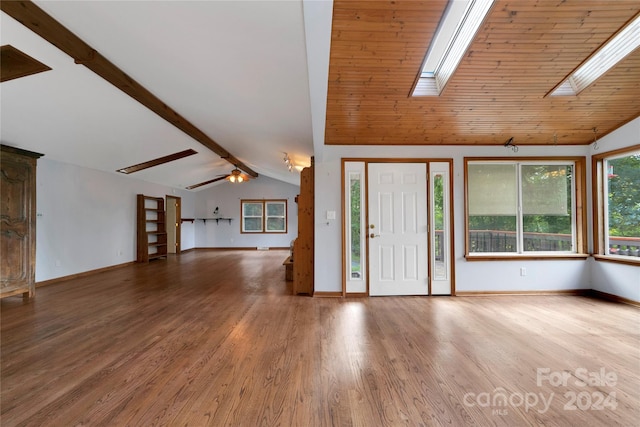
[293,159,314,295]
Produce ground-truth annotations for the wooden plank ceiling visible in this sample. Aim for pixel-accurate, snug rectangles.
[326,0,640,146]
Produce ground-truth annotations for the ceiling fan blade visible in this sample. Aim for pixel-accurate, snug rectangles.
[185,175,227,190]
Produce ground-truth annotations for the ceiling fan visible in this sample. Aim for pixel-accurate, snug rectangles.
[186,167,252,190]
[226,167,251,183]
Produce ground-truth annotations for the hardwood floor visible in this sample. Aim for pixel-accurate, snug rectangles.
[2,250,639,426]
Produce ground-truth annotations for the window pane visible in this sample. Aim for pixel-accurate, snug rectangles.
[433,174,446,278]
[243,203,262,217]
[469,216,517,253]
[606,152,640,256]
[468,163,517,253]
[350,174,362,279]
[266,202,285,217]
[522,165,573,252]
[243,217,262,232]
[266,217,285,232]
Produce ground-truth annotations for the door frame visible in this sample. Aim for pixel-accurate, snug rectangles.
[341,158,456,296]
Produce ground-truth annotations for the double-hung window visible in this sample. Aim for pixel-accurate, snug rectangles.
[465,158,586,257]
[241,199,287,233]
[592,146,640,264]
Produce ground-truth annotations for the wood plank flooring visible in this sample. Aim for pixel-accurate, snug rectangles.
[2,250,639,426]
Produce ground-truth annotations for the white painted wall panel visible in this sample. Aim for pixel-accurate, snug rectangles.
[35,158,196,282]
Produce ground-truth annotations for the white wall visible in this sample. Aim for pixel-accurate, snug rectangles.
[34,159,297,282]
[193,175,299,249]
[36,158,196,282]
[313,127,640,297]
[588,117,640,302]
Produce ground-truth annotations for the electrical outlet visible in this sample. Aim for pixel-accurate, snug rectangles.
[520,267,527,276]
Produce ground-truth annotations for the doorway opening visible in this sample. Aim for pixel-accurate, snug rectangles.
[342,160,454,296]
[166,195,182,254]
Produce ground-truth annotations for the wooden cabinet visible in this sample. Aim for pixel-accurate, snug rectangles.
[136,194,167,262]
[1,145,43,299]
[293,160,314,295]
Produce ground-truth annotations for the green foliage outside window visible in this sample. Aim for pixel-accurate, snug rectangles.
[350,179,361,274]
[608,153,640,238]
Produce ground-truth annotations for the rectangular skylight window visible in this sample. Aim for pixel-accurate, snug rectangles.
[550,13,640,96]
[414,0,494,96]
[116,149,197,174]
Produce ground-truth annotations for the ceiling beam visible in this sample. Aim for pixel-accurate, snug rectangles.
[1,1,258,178]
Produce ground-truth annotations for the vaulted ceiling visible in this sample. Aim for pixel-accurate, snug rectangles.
[1,1,639,191]
[1,1,314,189]
[327,0,640,146]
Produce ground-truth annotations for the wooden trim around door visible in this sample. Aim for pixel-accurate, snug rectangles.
[341,158,456,296]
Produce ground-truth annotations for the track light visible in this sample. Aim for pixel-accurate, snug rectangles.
[283,152,294,172]
[504,137,518,152]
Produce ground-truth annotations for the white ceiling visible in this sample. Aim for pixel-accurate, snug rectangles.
[1,0,331,189]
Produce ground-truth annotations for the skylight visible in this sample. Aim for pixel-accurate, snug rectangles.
[550,13,640,96]
[413,0,494,96]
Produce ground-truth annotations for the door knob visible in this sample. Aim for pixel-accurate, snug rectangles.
[370,233,379,239]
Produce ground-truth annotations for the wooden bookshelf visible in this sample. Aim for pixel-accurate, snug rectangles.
[137,194,167,262]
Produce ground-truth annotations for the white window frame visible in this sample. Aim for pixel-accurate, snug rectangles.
[241,199,287,234]
[265,201,287,233]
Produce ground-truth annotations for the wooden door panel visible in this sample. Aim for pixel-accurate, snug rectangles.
[1,146,41,298]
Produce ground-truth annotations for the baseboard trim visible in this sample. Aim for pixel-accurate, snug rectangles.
[193,247,289,251]
[313,291,343,298]
[36,261,135,288]
[456,289,590,297]
[587,290,640,307]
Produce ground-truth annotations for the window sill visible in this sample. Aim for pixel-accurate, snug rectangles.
[593,255,640,266]
[465,254,589,261]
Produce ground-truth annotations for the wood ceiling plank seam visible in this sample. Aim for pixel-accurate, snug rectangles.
[0,0,258,178]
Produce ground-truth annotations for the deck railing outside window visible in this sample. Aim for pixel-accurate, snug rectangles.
[465,230,640,255]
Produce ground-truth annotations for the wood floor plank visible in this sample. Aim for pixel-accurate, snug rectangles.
[2,250,639,426]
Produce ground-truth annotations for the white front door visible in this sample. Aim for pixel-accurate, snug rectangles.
[368,163,428,296]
